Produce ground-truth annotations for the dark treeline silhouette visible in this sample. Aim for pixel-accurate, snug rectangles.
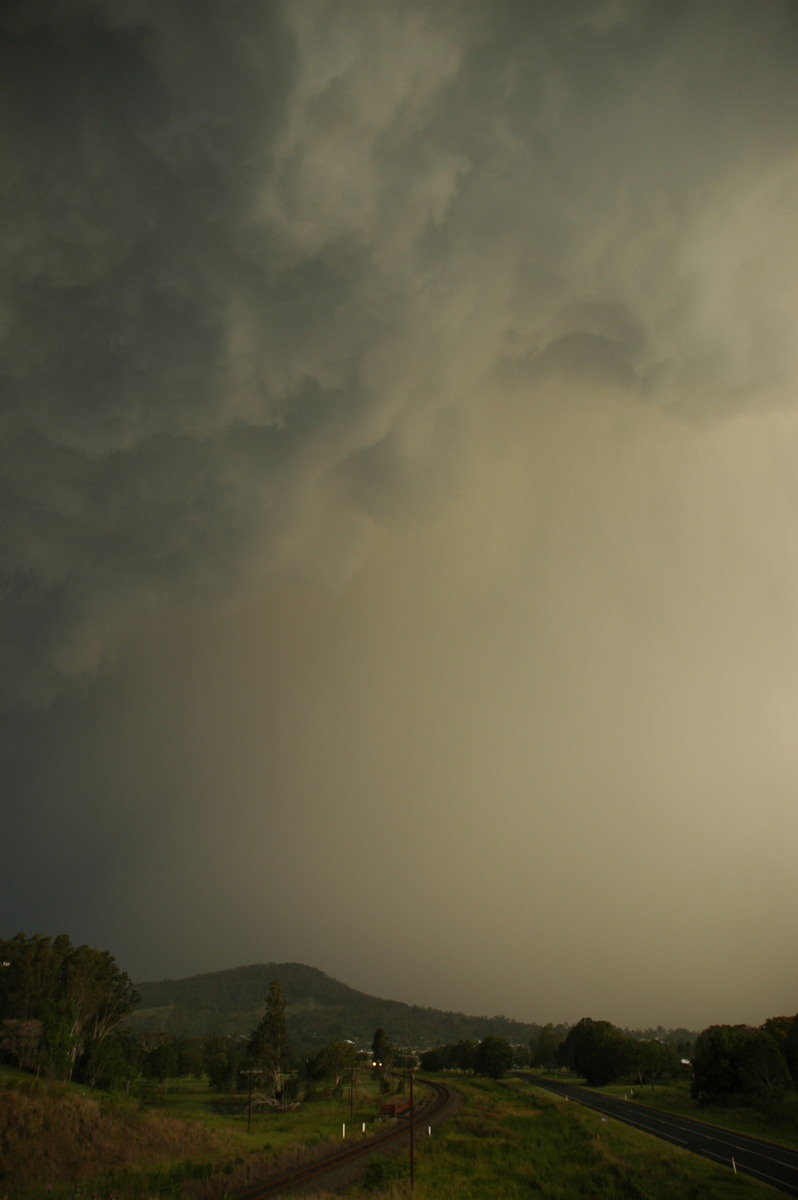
[526,1013,798,1106]
[420,1035,515,1078]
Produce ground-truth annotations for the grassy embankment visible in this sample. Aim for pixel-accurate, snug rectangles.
[345,1075,784,1199]
[0,1065,396,1200]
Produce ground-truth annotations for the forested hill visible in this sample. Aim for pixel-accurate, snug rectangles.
[128,962,541,1052]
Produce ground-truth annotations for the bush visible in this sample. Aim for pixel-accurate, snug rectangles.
[362,1154,408,1190]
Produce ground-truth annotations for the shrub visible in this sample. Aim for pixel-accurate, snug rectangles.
[361,1154,408,1190]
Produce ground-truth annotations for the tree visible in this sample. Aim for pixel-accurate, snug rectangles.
[62,943,140,1074]
[41,997,76,1079]
[143,1039,178,1082]
[475,1036,513,1079]
[761,1015,793,1049]
[627,1040,678,1088]
[202,1034,247,1092]
[512,1042,531,1067]
[0,934,138,1082]
[691,1025,742,1100]
[176,1037,205,1079]
[308,1040,358,1089]
[448,1039,478,1072]
[531,1024,564,1070]
[692,1024,790,1103]
[207,1052,235,1092]
[559,1018,628,1086]
[783,1016,798,1091]
[81,1033,137,1090]
[419,1047,446,1072]
[248,981,289,1095]
[418,1039,478,1072]
[738,1031,790,1098]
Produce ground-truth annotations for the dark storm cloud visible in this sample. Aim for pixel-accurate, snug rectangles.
[4,1,798,1029]
[2,0,798,706]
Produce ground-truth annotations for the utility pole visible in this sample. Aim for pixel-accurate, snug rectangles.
[409,1068,415,1192]
[239,1067,262,1132]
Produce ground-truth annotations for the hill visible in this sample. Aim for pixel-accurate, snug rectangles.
[128,962,541,1052]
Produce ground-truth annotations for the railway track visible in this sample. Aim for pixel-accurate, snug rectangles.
[234,1078,454,1198]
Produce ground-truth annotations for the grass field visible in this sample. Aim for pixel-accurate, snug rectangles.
[0,1068,401,1200]
[344,1076,785,1200]
[2,1069,791,1200]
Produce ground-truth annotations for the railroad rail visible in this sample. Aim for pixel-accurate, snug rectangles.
[234,1078,454,1198]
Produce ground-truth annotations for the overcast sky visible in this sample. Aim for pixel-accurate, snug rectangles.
[3,0,798,1033]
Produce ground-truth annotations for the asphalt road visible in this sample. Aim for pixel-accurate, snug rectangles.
[516,1074,798,1196]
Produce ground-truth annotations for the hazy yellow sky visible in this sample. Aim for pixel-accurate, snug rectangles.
[3,0,798,1031]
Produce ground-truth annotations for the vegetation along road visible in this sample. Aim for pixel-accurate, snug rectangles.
[519,1074,798,1196]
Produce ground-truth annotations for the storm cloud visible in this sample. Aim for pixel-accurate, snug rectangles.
[3,0,798,1028]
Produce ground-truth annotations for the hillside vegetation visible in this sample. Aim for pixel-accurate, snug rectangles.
[129,961,541,1050]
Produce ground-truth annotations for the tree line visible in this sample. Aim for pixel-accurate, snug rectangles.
[552,1018,684,1087]
[419,1036,515,1078]
[5,931,797,1113]
[0,947,416,1103]
[0,940,519,1099]
[524,1014,798,1107]
[416,1023,692,1086]
[0,947,357,1100]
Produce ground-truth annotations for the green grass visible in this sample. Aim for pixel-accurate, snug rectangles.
[346,1075,784,1199]
[146,1073,396,1154]
[5,1069,790,1200]
[0,1061,97,1100]
[0,1067,401,1200]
